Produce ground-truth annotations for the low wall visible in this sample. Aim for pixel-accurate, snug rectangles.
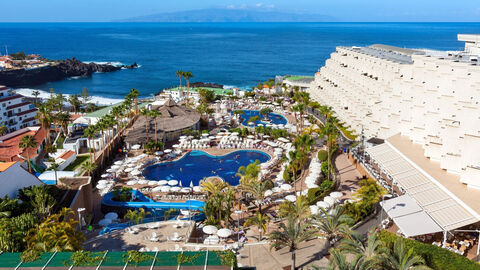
[68,176,93,224]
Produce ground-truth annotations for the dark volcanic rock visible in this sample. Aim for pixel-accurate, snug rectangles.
[0,58,136,87]
[189,82,224,89]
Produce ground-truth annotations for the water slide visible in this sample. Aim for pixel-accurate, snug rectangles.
[99,190,205,235]
[102,189,205,210]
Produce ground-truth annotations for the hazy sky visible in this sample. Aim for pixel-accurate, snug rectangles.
[3,0,480,22]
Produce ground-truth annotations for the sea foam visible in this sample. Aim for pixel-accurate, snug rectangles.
[14,88,123,106]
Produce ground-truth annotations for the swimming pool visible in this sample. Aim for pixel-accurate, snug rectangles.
[142,150,271,186]
[235,110,288,127]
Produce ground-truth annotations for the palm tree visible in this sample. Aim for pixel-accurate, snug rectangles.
[48,162,60,185]
[127,89,140,115]
[81,160,97,177]
[278,195,310,220]
[68,94,81,114]
[293,134,315,187]
[291,104,304,135]
[238,178,272,213]
[149,110,161,143]
[312,205,353,247]
[236,160,261,183]
[176,70,184,97]
[259,107,273,120]
[0,125,8,136]
[321,248,373,270]
[140,108,150,134]
[83,126,96,162]
[337,230,384,269]
[18,135,37,173]
[200,177,229,195]
[379,239,429,270]
[36,104,54,145]
[183,71,193,106]
[32,90,41,106]
[323,118,338,182]
[244,212,270,241]
[55,111,71,137]
[269,216,318,270]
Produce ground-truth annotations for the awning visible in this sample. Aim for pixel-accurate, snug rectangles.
[381,195,443,237]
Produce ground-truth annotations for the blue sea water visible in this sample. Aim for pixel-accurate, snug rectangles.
[142,150,270,186]
[1,22,479,99]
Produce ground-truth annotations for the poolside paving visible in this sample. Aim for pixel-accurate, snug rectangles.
[238,238,329,269]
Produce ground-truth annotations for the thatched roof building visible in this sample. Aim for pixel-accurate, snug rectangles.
[125,99,201,144]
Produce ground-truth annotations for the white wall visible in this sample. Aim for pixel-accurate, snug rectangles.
[0,163,43,198]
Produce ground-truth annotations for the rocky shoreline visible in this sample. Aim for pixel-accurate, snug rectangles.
[0,58,137,87]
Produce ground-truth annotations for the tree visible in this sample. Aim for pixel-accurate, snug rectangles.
[124,208,150,225]
[199,88,215,103]
[36,104,54,145]
[176,70,184,97]
[244,212,270,240]
[55,111,71,137]
[149,110,161,143]
[323,248,373,270]
[238,178,272,213]
[278,195,310,220]
[68,94,82,114]
[83,126,96,162]
[18,135,37,173]
[127,89,140,114]
[337,230,384,269]
[140,108,150,134]
[23,208,85,253]
[236,160,261,183]
[379,239,429,270]
[81,88,91,107]
[183,71,193,106]
[48,162,60,185]
[312,205,353,251]
[200,177,229,196]
[0,125,8,136]
[322,118,338,182]
[81,160,97,177]
[259,107,273,120]
[32,90,41,106]
[269,216,318,270]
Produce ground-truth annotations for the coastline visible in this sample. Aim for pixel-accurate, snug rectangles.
[14,87,124,106]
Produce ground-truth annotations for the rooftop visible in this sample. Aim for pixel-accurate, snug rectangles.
[164,86,233,96]
[0,127,46,162]
[0,161,16,172]
[343,45,415,64]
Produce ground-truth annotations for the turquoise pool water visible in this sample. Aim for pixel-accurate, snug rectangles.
[236,110,288,126]
[142,150,270,186]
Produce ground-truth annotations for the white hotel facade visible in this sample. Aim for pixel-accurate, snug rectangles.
[309,34,480,189]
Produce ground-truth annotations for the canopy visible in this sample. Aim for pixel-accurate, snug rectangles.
[203,225,218,235]
[217,228,232,238]
[285,195,296,202]
[380,195,443,237]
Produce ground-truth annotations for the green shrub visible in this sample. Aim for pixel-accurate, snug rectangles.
[112,187,132,202]
[321,161,328,178]
[378,231,480,270]
[320,180,332,190]
[317,150,328,162]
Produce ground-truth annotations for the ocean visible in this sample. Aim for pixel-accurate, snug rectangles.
[1,22,479,104]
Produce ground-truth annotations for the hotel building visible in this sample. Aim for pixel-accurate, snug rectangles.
[0,85,38,132]
[308,34,480,238]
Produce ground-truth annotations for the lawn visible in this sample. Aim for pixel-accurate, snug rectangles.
[64,155,90,171]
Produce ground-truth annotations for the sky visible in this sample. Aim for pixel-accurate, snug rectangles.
[2,0,480,22]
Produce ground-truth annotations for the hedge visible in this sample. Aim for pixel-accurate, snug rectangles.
[378,231,480,270]
[317,150,328,162]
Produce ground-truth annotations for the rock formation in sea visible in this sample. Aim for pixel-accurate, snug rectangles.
[0,58,137,87]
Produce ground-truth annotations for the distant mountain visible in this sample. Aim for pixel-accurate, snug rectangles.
[117,8,333,22]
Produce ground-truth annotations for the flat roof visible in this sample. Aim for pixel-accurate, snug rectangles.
[387,134,480,219]
[366,138,480,231]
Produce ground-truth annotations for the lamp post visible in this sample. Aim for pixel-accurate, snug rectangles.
[234,210,242,242]
[77,208,86,231]
[379,194,393,227]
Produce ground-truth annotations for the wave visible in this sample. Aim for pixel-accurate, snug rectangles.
[14,88,124,106]
[67,76,85,80]
[83,61,125,67]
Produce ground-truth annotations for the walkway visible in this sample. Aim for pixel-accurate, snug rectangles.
[238,238,329,270]
[334,153,363,201]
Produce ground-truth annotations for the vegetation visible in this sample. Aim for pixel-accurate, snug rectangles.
[144,140,164,154]
[124,208,150,225]
[378,231,479,270]
[215,250,237,267]
[64,155,89,171]
[175,252,201,266]
[18,134,37,173]
[244,212,270,240]
[112,187,133,202]
[200,177,234,226]
[64,251,104,266]
[344,179,387,223]
[254,125,288,139]
[123,250,154,266]
[81,160,97,176]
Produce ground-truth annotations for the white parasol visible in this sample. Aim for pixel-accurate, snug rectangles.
[105,212,118,220]
[330,191,343,199]
[203,225,218,235]
[168,180,179,186]
[281,184,292,191]
[285,195,297,202]
[217,228,233,238]
[158,180,168,185]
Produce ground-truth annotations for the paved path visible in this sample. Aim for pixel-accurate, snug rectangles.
[238,238,329,270]
[334,153,363,201]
